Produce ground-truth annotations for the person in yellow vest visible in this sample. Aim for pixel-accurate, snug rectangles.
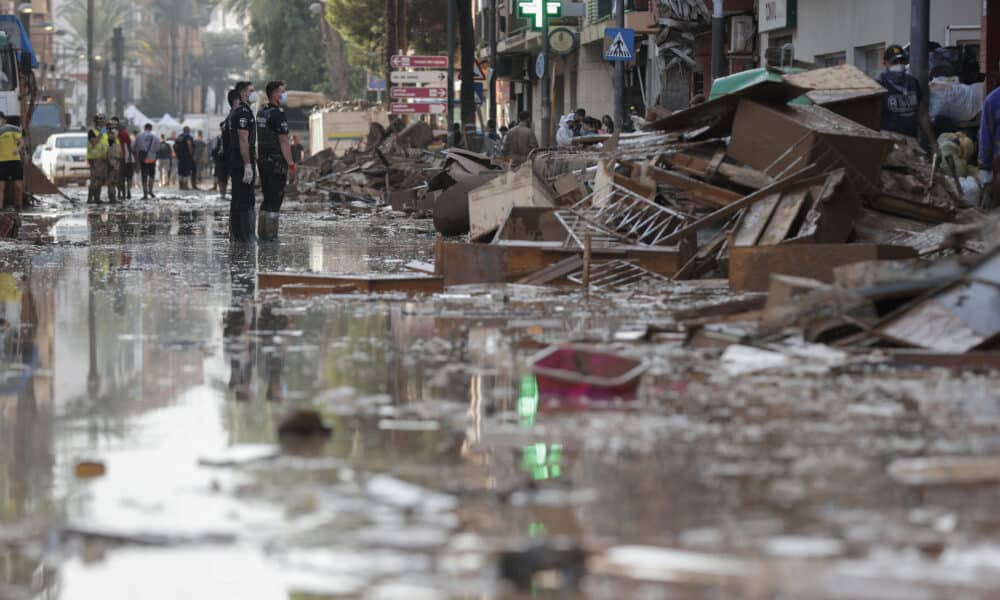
[86,113,110,204]
[0,111,25,212]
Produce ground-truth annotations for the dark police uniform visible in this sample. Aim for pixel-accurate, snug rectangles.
[256,102,289,213]
[228,99,257,242]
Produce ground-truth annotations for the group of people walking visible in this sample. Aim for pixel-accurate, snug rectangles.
[86,116,225,203]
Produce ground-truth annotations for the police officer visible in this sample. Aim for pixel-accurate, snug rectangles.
[86,113,110,205]
[228,81,258,243]
[255,80,295,241]
[215,89,239,201]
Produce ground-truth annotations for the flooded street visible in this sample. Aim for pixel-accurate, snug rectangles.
[2,194,1000,599]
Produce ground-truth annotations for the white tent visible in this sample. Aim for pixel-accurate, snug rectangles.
[155,113,182,137]
[123,104,153,129]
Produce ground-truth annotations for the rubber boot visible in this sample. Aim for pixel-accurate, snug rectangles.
[179,179,188,191]
[257,211,279,242]
[230,210,258,244]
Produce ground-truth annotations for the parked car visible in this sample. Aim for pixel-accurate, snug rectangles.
[31,144,42,169]
[38,132,88,186]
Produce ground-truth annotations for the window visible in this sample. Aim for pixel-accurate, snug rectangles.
[816,52,846,67]
[31,104,62,129]
[765,34,794,67]
[855,44,885,78]
[55,135,87,149]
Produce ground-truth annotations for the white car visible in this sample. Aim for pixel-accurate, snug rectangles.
[38,133,89,186]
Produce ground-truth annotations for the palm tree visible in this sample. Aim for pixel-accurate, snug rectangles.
[60,0,133,60]
[149,0,216,111]
[191,31,247,112]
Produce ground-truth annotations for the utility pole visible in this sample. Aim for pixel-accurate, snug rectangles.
[112,27,124,118]
[447,0,455,136]
[540,7,551,146]
[711,0,725,80]
[613,0,624,132]
[488,0,497,126]
[910,0,930,101]
[86,0,95,123]
[102,59,110,116]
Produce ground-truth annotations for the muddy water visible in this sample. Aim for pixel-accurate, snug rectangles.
[2,198,1000,599]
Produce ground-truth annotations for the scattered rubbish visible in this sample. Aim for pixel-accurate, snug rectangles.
[259,272,445,297]
[497,541,588,592]
[277,409,333,439]
[197,445,280,468]
[888,455,1000,486]
[720,345,790,376]
[588,545,755,584]
[530,344,648,402]
[74,461,107,479]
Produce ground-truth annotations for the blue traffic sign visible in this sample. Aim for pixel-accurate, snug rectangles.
[604,27,635,62]
[452,83,485,105]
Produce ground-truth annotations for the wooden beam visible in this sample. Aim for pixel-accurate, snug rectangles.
[648,166,743,209]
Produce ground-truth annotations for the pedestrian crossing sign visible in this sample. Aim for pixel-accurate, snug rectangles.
[604,27,635,62]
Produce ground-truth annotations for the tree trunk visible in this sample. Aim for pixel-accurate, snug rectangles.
[456,0,476,126]
[321,18,348,100]
[170,24,178,110]
[399,0,408,55]
[385,0,397,89]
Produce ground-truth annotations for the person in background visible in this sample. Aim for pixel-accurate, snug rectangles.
[482,120,501,157]
[133,123,159,199]
[499,125,509,146]
[556,114,575,147]
[213,89,239,201]
[499,110,538,168]
[876,44,935,144]
[979,62,1000,210]
[0,111,25,212]
[117,124,134,200]
[448,123,463,147]
[602,115,615,135]
[290,134,306,164]
[174,126,196,190]
[194,130,209,187]
[105,117,123,203]
[86,113,110,204]
[156,134,172,188]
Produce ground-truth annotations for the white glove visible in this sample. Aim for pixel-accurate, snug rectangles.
[982,169,994,185]
[242,163,254,185]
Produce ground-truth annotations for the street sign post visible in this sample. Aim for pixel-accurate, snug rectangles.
[390,55,450,69]
[390,103,446,115]
[390,87,448,100]
[390,70,449,85]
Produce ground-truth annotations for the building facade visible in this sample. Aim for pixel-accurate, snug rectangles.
[759,0,982,77]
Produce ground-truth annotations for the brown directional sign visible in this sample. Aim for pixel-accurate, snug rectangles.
[390,87,448,100]
[390,55,450,69]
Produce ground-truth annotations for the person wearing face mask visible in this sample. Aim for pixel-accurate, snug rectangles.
[228,81,259,243]
[255,80,295,242]
[876,45,935,144]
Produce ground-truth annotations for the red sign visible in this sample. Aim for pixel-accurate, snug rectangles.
[390,87,448,100]
[390,55,450,69]
[390,103,446,115]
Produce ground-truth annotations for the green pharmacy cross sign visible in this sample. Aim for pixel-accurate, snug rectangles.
[518,0,561,30]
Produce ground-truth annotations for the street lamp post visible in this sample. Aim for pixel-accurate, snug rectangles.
[86,0,96,123]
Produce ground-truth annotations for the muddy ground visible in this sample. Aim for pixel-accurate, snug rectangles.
[1,190,1000,599]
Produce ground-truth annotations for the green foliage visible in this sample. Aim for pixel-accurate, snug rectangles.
[59,0,133,54]
[326,0,448,73]
[137,80,179,116]
[234,0,329,92]
[191,31,249,112]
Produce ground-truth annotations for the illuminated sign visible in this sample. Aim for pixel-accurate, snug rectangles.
[517,0,561,31]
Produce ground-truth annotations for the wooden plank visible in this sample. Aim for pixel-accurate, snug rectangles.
[758,188,810,245]
[405,260,436,274]
[259,272,444,296]
[728,244,919,292]
[669,152,773,190]
[648,166,743,209]
[516,255,584,286]
[732,192,781,247]
[660,165,821,247]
